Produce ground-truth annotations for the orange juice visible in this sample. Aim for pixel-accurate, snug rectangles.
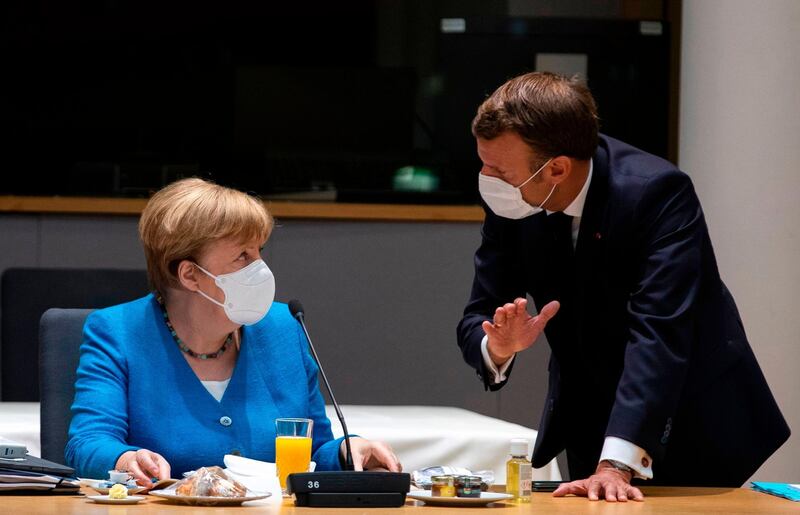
[276,436,312,489]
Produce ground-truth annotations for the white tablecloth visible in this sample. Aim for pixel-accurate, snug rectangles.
[0,402,40,458]
[0,402,560,483]
[325,405,560,483]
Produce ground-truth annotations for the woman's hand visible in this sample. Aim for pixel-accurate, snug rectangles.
[341,437,402,472]
[115,449,172,487]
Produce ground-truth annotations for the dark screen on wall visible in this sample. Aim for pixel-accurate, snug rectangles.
[0,1,672,203]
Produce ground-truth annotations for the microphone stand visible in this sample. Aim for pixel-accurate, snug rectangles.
[293,309,354,470]
[286,300,410,507]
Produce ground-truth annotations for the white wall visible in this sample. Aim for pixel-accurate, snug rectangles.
[680,0,800,481]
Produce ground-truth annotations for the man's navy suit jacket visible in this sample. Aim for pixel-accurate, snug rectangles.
[457,135,789,486]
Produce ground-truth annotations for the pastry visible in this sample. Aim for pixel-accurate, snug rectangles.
[108,483,128,499]
[174,466,247,497]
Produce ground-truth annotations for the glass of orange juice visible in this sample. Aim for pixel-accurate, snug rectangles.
[275,417,313,492]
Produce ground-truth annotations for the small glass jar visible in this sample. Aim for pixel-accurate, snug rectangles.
[455,475,482,498]
[430,475,457,497]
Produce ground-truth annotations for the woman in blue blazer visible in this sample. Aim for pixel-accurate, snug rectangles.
[66,178,400,484]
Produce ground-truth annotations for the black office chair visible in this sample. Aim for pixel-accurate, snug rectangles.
[38,308,94,464]
[1,267,148,401]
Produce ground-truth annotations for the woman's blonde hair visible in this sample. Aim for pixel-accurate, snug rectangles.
[139,178,273,295]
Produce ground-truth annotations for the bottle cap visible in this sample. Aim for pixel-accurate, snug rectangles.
[509,438,529,456]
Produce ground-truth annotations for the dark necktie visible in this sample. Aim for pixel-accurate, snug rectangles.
[546,211,574,271]
[543,211,576,309]
[541,211,577,359]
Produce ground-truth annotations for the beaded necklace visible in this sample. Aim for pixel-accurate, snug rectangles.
[156,295,232,360]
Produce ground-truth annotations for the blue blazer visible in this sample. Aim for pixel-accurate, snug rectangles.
[457,135,789,486]
[66,294,345,479]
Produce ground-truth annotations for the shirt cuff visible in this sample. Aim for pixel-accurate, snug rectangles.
[600,436,653,480]
[480,335,515,384]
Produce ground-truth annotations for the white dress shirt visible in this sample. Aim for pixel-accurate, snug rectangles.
[480,159,654,479]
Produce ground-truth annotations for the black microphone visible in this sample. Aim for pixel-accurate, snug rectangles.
[288,299,353,470]
[286,299,410,508]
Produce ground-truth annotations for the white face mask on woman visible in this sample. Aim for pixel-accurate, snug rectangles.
[478,158,555,219]
[194,259,275,326]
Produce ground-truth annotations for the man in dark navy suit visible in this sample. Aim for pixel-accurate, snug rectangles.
[457,72,789,501]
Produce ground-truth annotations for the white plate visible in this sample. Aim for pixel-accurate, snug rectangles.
[91,485,147,495]
[407,491,513,506]
[87,495,145,505]
[78,478,147,495]
[149,488,271,506]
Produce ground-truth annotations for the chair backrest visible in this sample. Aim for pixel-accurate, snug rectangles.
[1,267,148,401]
[39,308,94,464]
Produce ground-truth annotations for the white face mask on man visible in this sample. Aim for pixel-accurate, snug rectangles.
[194,259,275,326]
[478,158,555,219]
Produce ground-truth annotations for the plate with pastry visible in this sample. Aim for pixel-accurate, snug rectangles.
[87,484,146,504]
[79,478,147,495]
[149,466,270,506]
[87,494,146,505]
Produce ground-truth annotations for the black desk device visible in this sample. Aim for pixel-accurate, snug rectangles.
[287,471,410,507]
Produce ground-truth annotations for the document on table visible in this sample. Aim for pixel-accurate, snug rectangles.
[0,468,80,493]
[751,482,800,501]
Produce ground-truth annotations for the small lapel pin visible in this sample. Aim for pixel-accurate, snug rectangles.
[594,232,603,240]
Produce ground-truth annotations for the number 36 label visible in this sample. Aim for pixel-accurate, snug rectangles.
[307,481,320,489]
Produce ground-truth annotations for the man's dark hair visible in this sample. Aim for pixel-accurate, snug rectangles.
[472,71,600,160]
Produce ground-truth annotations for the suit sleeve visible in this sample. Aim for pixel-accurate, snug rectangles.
[457,208,527,391]
[604,170,705,462]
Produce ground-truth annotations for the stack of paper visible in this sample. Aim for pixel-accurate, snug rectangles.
[751,482,800,502]
[0,468,80,493]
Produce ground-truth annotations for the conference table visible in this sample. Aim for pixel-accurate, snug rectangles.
[3,402,794,512]
[2,486,797,513]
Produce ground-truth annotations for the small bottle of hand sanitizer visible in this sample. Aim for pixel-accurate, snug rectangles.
[505,438,532,503]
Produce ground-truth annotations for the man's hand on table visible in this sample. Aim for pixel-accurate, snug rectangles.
[552,460,644,502]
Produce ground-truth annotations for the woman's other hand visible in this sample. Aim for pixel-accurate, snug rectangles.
[342,437,402,472]
[115,449,172,487]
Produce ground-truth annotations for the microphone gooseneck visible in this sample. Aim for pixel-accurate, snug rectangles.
[288,299,354,471]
